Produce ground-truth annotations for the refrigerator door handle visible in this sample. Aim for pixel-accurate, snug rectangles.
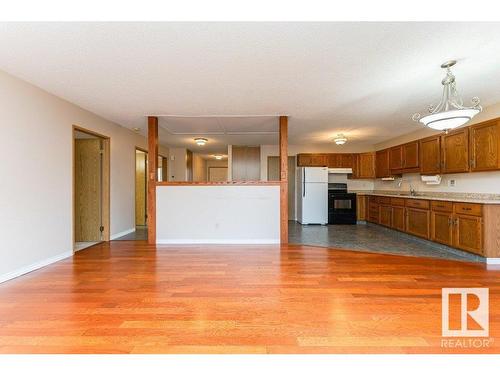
[303,169,306,197]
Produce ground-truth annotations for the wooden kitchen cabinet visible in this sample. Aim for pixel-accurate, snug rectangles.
[375,149,390,178]
[340,153,354,168]
[469,119,500,172]
[420,135,441,175]
[441,128,469,174]
[368,197,380,223]
[389,145,403,171]
[431,211,454,246]
[357,152,376,179]
[391,206,406,232]
[402,141,419,169]
[357,195,367,221]
[327,154,342,168]
[405,206,430,239]
[297,153,328,167]
[379,205,392,227]
[453,214,483,255]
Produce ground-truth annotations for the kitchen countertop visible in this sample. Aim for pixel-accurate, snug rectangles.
[352,191,500,205]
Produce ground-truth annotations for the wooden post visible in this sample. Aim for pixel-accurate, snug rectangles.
[279,116,288,244]
[147,116,158,245]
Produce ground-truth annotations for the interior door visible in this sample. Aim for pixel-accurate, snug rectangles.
[208,167,228,182]
[75,139,102,242]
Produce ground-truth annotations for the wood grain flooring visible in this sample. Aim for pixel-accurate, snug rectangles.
[0,241,499,354]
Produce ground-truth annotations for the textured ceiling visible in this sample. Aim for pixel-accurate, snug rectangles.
[1,22,500,149]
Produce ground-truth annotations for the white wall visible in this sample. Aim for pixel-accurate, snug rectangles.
[328,174,374,191]
[0,69,148,281]
[156,185,280,244]
[167,147,187,181]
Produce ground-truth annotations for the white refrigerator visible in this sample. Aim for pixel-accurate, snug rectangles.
[296,167,328,225]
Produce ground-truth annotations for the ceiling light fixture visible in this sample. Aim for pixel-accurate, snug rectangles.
[412,60,482,133]
[194,137,208,146]
[334,134,347,145]
[214,155,224,160]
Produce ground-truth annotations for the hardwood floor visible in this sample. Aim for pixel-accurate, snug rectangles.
[0,241,499,354]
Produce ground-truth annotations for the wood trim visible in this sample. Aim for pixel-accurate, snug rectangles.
[72,125,110,247]
[279,116,288,244]
[156,180,281,186]
[147,117,158,244]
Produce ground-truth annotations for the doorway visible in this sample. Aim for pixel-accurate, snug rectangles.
[73,126,110,251]
[267,156,296,220]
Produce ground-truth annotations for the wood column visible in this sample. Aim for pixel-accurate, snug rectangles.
[147,116,158,244]
[279,116,288,244]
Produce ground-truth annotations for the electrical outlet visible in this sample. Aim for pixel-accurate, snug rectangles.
[448,179,456,187]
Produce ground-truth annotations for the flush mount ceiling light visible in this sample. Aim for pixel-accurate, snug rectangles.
[333,134,347,145]
[214,155,224,160]
[194,137,208,146]
[412,60,482,133]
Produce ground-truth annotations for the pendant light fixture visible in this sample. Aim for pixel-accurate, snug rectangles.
[334,134,347,145]
[194,137,208,146]
[412,60,482,133]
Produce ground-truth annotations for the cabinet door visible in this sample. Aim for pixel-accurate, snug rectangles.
[431,211,453,246]
[358,152,376,178]
[376,149,390,178]
[391,206,405,232]
[406,207,430,239]
[470,120,500,172]
[357,195,367,221]
[379,205,392,227]
[310,154,328,167]
[441,128,469,173]
[402,141,419,169]
[420,135,441,175]
[341,154,354,168]
[297,154,312,167]
[368,202,379,223]
[327,154,342,168]
[389,145,403,170]
[453,214,483,255]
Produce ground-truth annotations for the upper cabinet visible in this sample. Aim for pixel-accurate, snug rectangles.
[297,153,328,167]
[375,149,390,178]
[420,135,441,175]
[356,152,376,179]
[469,120,500,172]
[402,141,419,169]
[441,128,470,174]
[389,145,403,171]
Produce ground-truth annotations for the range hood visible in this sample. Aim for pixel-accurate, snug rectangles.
[328,168,353,174]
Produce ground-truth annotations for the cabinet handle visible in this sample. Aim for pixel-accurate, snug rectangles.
[462,207,472,211]
[447,217,452,226]
[471,159,476,168]
[453,218,458,226]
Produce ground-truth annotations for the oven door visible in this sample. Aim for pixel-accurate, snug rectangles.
[328,193,357,224]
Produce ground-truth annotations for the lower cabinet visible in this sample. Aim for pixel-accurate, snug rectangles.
[405,207,430,239]
[454,214,483,255]
[431,211,454,246]
[391,206,405,232]
[379,205,392,227]
[368,202,380,223]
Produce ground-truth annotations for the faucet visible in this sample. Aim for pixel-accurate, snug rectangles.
[409,184,417,196]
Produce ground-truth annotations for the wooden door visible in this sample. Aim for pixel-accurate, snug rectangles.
[376,149,390,178]
[431,211,453,246]
[441,128,469,173]
[232,146,261,180]
[453,214,483,254]
[358,152,375,178]
[402,141,419,169]
[405,207,430,239]
[470,120,500,172]
[357,195,367,221]
[368,201,379,223]
[391,206,405,232]
[389,145,403,170]
[379,205,392,227]
[420,135,441,175]
[135,150,147,226]
[75,139,102,242]
[208,167,228,182]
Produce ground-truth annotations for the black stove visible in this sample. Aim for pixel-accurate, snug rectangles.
[328,183,357,224]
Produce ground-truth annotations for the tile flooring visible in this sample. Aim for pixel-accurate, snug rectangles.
[288,221,483,263]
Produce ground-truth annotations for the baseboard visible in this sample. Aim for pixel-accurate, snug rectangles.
[110,227,135,240]
[486,258,500,265]
[0,250,73,284]
[157,239,280,245]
